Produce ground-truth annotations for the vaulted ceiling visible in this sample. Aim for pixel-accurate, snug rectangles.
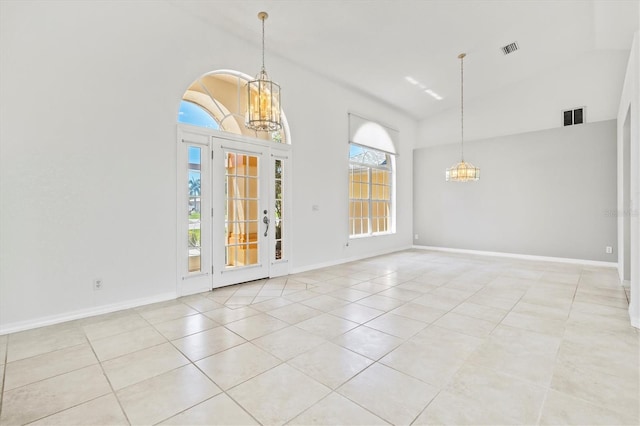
[172,0,639,120]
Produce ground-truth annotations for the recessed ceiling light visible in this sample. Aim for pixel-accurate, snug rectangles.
[424,89,443,100]
[404,76,419,85]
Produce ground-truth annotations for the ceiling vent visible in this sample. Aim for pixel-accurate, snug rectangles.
[501,42,519,55]
[563,107,586,126]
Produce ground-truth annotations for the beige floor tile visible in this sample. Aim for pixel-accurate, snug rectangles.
[28,393,128,426]
[365,312,427,339]
[329,303,385,324]
[325,276,365,286]
[284,289,322,302]
[447,364,548,424]
[539,389,639,425]
[511,301,569,320]
[90,325,166,361]
[333,326,403,360]
[411,292,463,311]
[377,287,423,301]
[380,340,469,387]
[308,283,343,295]
[224,313,290,340]
[138,303,198,324]
[395,280,441,293]
[134,299,188,313]
[4,343,97,391]
[571,300,629,317]
[576,285,628,301]
[501,311,566,337]
[82,314,149,341]
[540,271,580,284]
[7,325,87,362]
[288,392,389,425]
[228,363,331,425]
[337,363,438,425]
[202,305,260,324]
[301,294,350,312]
[566,309,632,333]
[467,325,561,386]
[196,342,281,390]
[266,303,323,324]
[253,326,326,361]
[288,342,373,389]
[433,312,496,338]
[410,326,485,361]
[102,342,189,389]
[295,313,359,339]
[520,289,574,311]
[356,294,405,311]
[161,393,259,425]
[466,292,520,310]
[225,295,256,306]
[179,294,224,312]
[117,364,221,425]
[328,288,371,302]
[153,313,217,340]
[349,281,390,294]
[0,365,111,425]
[556,338,638,379]
[574,292,630,309]
[413,389,521,425]
[172,326,246,361]
[551,358,640,416]
[389,302,447,324]
[451,302,509,323]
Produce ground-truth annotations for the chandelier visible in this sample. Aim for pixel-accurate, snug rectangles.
[446,53,480,182]
[246,11,282,132]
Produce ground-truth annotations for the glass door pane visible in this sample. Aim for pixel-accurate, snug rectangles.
[188,146,202,272]
[225,152,260,268]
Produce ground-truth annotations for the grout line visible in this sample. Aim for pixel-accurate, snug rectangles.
[83,331,133,425]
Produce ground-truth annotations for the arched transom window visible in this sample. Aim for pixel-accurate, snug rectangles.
[178,70,288,144]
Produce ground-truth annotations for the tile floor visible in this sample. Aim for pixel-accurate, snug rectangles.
[0,249,638,425]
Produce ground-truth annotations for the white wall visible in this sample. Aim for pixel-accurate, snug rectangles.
[617,32,640,329]
[0,1,415,332]
[414,121,617,263]
[417,50,630,148]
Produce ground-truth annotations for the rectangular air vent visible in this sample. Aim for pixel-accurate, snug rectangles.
[563,107,586,126]
[501,42,519,55]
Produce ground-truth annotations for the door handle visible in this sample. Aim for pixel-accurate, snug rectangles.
[263,215,270,237]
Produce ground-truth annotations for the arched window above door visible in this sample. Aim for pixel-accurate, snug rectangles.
[179,70,289,144]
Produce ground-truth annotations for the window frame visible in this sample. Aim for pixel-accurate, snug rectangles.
[348,143,395,238]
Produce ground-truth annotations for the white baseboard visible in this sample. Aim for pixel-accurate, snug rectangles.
[290,245,413,275]
[0,292,177,336]
[412,245,618,268]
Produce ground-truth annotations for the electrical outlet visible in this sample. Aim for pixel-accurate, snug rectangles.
[93,279,103,291]
[414,234,419,240]
[605,246,613,254]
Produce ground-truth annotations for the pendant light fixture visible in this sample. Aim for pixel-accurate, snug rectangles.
[246,11,282,132]
[446,53,480,182]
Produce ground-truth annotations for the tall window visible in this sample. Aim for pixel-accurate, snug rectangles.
[349,144,393,236]
[348,114,397,238]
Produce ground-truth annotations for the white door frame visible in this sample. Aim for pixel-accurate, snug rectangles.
[177,124,291,296]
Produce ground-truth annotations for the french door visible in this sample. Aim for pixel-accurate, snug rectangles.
[177,126,290,295]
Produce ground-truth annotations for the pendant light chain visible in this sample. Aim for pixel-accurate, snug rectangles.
[261,15,266,72]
